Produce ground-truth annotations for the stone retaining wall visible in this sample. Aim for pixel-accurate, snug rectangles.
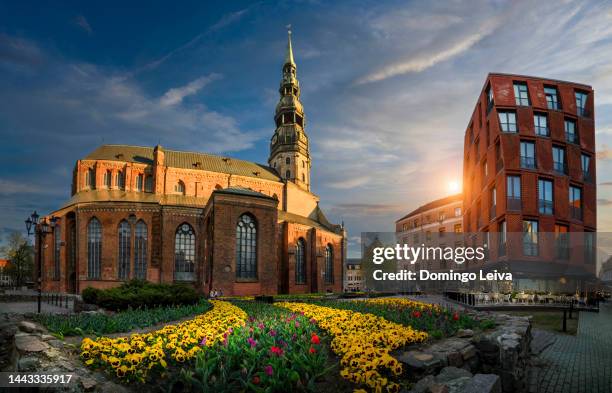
[397,312,532,393]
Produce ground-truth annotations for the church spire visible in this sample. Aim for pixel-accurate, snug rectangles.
[268,28,311,191]
[285,28,295,66]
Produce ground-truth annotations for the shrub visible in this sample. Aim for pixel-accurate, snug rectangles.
[81,287,101,304]
[82,280,200,311]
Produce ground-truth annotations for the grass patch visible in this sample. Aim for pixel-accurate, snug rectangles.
[497,310,579,335]
[35,299,211,337]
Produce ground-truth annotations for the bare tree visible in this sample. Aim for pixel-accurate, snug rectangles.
[0,231,34,288]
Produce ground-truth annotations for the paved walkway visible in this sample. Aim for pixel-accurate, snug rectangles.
[530,302,612,393]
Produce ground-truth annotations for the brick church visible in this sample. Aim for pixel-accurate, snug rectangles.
[38,32,346,296]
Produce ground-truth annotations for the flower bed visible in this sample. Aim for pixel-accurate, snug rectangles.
[80,300,246,382]
[276,301,428,392]
[317,298,488,338]
[176,301,332,392]
[36,300,212,337]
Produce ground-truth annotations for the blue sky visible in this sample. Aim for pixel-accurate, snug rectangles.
[1,1,612,256]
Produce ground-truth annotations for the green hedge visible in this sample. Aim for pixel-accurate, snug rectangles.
[81,280,200,311]
[35,300,211,336]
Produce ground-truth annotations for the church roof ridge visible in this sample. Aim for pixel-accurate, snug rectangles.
[84,144,280,182]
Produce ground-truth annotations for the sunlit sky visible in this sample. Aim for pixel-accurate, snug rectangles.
[1,1,612,257]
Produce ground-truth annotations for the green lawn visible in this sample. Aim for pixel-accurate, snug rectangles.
[498,310,579,335]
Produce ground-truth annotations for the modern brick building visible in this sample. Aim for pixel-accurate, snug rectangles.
[396,194,463,291]
[36,32,345,296]
[462,73,596,291]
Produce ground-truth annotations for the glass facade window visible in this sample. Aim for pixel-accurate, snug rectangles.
[569,186,582,220]
[538,179,554,215]
[498,111,517,132]
[514,82,530,106]
[454,224,462,233]
[507,176,521,210]
[565,119,578,143]
[544,86,560,110]
[87,218,102,279]
[555,224,569,259]
[534,113,549,136]
[175,181,185,194]
[134,220,147,280]
[552,146,567,174]
[325,245,334,284]
[498,220,507,256]
[581,154,591,180]
[236,214,257,279]
[175,223,196,281]
[118,220,131,280]
[520,141,536,169]
[295,238,306,284]
[486,85,494,111]
[523,220,539,256]
[575,91,588,116]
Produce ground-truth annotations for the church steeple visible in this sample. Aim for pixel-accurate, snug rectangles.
[269,28,311,191]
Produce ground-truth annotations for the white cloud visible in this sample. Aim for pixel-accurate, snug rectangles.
[74,15,93,34]
[160,74,222,107]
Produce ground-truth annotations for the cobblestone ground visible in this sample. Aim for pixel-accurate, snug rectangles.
[531,302,612,393]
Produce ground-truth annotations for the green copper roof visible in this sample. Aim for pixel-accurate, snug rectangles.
[84,145,280,181]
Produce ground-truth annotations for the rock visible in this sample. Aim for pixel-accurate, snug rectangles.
[456,329,474,338]
[18,356,40,371]
[430,384,450,393]
[15,334,49,353]
[435,367,473,383]
[41,334,55,341]
[459,374,501,393]
[81,376,97,390]
[18,321,42,333]
[399,350,442,372]
[409,375,435,393]
[460,345,477,361]
[445,377,472,393]
[447,351,464,367]
[48,339,64,349]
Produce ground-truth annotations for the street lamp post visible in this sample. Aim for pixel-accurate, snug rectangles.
[25,211,55,314]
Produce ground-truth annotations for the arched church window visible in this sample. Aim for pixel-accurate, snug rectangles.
[302,161,305,168]
[302,173,305,182]
[85,168,95,189]
[286,170,291,179]
[134,220,147,280]
[175,181,185,195]
[174,223,195,281]
[286,157,291,164]
[116,171,125,189]
[103,170,112,188]
[118,220,131,280]
[324,244,334,284]
[236,214,257,279]
[296,238,306,284]
[135,174,144,192]
[54,223,61,280]
[87,218,102,279]
[144,176,153,192]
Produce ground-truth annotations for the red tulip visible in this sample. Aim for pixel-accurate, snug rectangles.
[412,310,421,318]
[452,312,459,321]
[309,346,317,354]
[311,334,320,345]
[252,375,260,385]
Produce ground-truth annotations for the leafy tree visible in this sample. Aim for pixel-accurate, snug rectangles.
[0,231,34,287]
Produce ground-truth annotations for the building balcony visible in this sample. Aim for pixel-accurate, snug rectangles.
[520,156,536,169]
[538,199,554,215]
[570,206,583,220]
[507,197,522,211]
[553,162,568,175]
